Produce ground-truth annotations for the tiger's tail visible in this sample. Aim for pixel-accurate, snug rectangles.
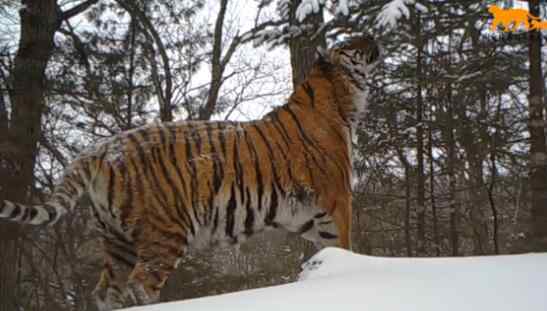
[0,169,86,225]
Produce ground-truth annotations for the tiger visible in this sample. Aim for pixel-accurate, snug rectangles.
[530,19,547,31]
[0,35,381,310]
[489,5,541,32]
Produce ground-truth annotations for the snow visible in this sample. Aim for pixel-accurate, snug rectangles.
[125,247,547,311]
[295,0,325,22]
[376,0,428,29]
[334,0,349,17]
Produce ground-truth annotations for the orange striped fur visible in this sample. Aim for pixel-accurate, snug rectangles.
[0,35,380,310]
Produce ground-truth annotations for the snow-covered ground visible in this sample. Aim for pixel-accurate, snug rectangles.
[127,247,547,311]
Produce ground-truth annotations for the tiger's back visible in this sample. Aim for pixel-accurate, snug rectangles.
[86,106,350,252]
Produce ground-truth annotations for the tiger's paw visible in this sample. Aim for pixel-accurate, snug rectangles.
[124,281,157,306]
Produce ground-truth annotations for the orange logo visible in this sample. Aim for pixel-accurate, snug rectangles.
[489,5,546,32]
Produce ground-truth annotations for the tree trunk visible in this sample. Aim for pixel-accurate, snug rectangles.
[447,86,458,257]
[527,0,547,252]
[428,101,440,256]
[288,0,326,88]
[414,11,426,256]
[0,1,60,309]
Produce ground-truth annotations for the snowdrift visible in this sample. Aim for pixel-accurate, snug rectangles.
[127,248,547,311]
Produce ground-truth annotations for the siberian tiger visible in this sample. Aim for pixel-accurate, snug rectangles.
[489,4,540,32]
[0,35,381,310]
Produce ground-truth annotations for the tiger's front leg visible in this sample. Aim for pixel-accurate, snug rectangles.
[297,193,353,250]
[317,193,352,250]
[123,224,187,307]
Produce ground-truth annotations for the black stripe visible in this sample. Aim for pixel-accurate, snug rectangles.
[64,179,78,195]
[21,205,31,222]
[146,148,171,208]
[271,112,293,146]
[108,249,136,268]
[191,201,202,227]
[225,185,237,239]
[127,133,149,173]
[218,123,227,156]
[185,131,199,213]
[107,165,116,212]
[253,125,285,196]
[264,121,289,158]
[182,201,196,237]
[106,238,137,263]
[314,212,327,219]
[298,219,314,234]
[154,147,188,232]
[191,125,202,154]
[90,203,107,229]
[282,105,326,158]
[160,153,196,235]
[120,164,132,230]
[166,128,189,200]
[207,124,224,194]
[43,204,58,223]
[352,68,367,79]
[232,129,243,188]
[158,124,167,148]
[9,204,21,219]
[302,82,315,108]
[271,122,294,182]
[342,66,365,91]
[318,231,338,239]
[164,139,196,235]
[243,130,264,211]
[29,207,38,221]
[129,157,145,221]
[244,187,254,236]
[207,186,215,225]
[106,234,136,253]
[282,105,330,176]
[264,189,278,227]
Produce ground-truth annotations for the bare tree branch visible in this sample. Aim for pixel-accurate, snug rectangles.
[199,0,229,120]
[60,0,99,21]
[117,0,174,122]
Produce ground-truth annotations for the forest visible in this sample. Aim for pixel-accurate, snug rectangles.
[0,0,546,310]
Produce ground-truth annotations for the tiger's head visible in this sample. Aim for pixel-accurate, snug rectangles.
[318,35,381,124]
[327,35,381,76]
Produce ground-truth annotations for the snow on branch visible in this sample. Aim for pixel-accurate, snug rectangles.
[376,0,428,29]
[296,0,325,22]
[334,0,349,17]
[295,0,352,22]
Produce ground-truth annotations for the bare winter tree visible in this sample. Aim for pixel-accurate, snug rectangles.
[0,1,98,309]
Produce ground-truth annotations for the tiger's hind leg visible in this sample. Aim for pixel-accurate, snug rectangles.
[93,239,137,311]
[124,226,187,306]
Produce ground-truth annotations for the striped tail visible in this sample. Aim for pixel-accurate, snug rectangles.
[0,170,86,225]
